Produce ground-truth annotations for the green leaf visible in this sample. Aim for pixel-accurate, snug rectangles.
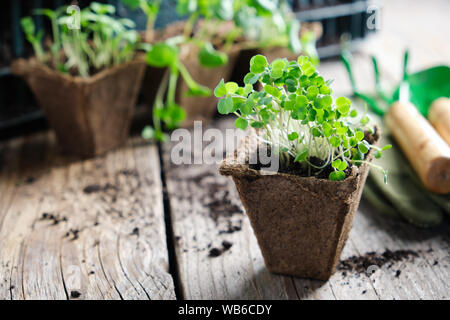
[146,43,178,68]
[382,144,392,151]
[295,148,309,162]
[243,83,253,96]
[250,121,264,128]
[336,96,351,114]
[225,81,239,94]
[319,84,331,95]
[264,85,281,98]
[217,95,234,114]
[360,116,370,125]
[306,86,319,100]
[330,136,340,147]
[355,130,364,141]
[288,132,299,141]
[338,160,348,171]
[295,95,308,109]
[244,72,259,85]
[270,59,287,79]
[358,141,369,154]
[185,85,211,97]
[301,61,315,77]
[315,94,332,109]
[214,79,227,97]
[329,171,346,181]
[198,42,228,68]
[250,54,268,74]
[312,127,321,137]
[235,118,248,130]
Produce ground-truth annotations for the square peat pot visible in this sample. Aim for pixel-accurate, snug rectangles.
[11,57,146,158]
[219,133,378,281]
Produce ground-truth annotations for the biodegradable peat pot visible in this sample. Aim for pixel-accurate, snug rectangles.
[177,43,241,127]
[219,133,378,280]
[11,57,146,158]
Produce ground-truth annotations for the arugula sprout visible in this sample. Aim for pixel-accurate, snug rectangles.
[21,17,46,63]
[121,0,161,42]
[233,0,318,62]
[22,2,140,77]
[141,0,237,141]
[141,0,319,141]
[215,54,391,181]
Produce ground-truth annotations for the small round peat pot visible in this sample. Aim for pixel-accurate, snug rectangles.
[12,57,146,158]
[219,135,378,281]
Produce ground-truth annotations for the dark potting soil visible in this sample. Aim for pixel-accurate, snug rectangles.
[249,129,378,180]
[208,240,234,258]
[83,183,118,194]
[338,249,420,274]
[250,153,351,180]
[41,213,67,225]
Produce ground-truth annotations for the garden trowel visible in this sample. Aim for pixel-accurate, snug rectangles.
[341,51,450,226]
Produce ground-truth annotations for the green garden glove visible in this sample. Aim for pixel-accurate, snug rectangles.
[365,133,444,227]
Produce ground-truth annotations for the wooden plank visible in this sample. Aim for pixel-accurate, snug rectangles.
[163,119,300,299]
[163,116,449,300]
[0,133,175,300]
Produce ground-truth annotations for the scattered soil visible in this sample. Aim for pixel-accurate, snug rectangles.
[130,227,139,236]
[208,241,234,258]
[119,169,139,177]
[83,183,117,194]
[65,228,80,241]
[208,248,222,258]
[222,240,233,251]
[338,249,420,274]
[218,219,242,235]
[25,176,35,184]
[249,129,378,180]
[41,213,67,225]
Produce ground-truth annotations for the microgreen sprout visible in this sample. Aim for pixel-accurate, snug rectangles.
[121,0,161,42]
[22,2,140,77]
[215,54,391,181]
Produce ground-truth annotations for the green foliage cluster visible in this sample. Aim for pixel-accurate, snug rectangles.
[215,54,391,181]
[134,0,319,141]
[234,0,318,62]
[22,2,140,77]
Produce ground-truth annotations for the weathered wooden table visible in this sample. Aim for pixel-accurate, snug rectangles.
[0,0,449,300]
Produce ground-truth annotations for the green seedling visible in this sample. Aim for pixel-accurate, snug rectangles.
[22,2,140,77]
[141,0,238,141]
[215,54,391,181]
[142,0,319,141]
[121,0,161,42]
[21,17,46,63]
[233,0,319,63]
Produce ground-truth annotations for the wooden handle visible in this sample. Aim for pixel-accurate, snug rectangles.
[428,97,450,145]
[386,101,450,194]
